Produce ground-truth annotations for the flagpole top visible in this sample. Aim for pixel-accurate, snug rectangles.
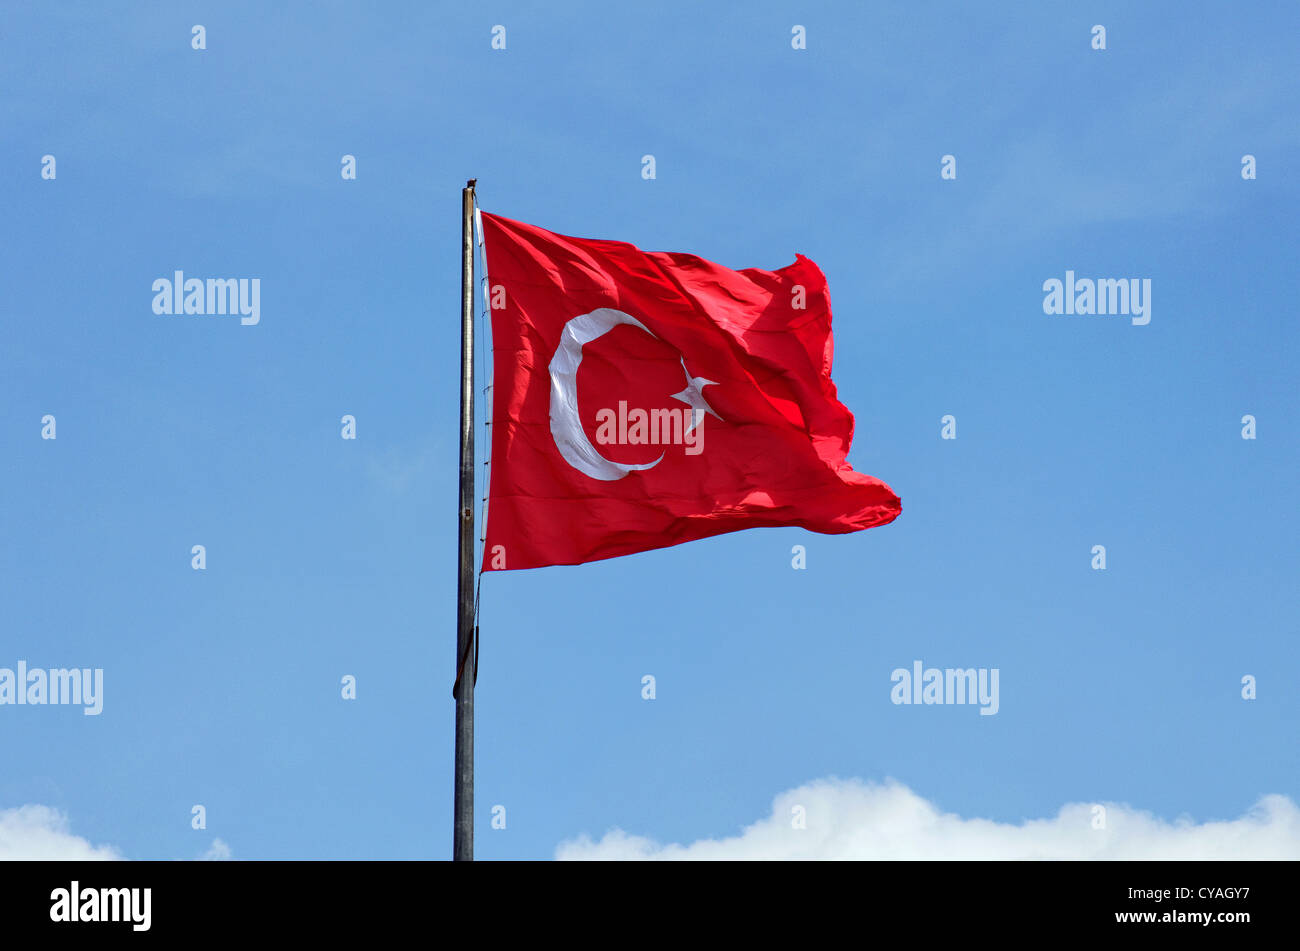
[466,178,477,190]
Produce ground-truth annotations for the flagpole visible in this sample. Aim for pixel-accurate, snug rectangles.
[454,179,477,861]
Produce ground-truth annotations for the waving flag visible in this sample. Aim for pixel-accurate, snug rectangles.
[480,212,900,571]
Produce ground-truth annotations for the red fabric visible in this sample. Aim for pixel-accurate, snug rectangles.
[480,211,900,571]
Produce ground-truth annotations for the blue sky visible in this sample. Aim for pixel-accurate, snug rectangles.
[1,1,1296,859]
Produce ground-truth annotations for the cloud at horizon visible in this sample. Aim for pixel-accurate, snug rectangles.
[556,778,1300,860]
[0,805,120,861]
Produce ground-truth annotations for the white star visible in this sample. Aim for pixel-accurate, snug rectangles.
[670,359,722,433]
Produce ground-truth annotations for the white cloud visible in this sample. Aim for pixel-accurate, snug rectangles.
[556,778,1300,860]
[0,805,121,860]
[201,838,232,861]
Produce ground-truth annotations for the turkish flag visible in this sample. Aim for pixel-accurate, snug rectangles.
[480,211,900,571]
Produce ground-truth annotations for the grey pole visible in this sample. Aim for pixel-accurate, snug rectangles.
[454,179,477,861]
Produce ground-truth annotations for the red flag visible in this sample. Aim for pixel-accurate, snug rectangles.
[480,212,900,571]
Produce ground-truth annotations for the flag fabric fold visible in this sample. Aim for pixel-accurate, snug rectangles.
[480,211,900,571]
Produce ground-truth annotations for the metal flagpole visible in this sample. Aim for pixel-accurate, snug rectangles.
[454,179,477,861]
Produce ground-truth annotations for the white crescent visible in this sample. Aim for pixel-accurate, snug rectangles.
[549,308,665,481]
